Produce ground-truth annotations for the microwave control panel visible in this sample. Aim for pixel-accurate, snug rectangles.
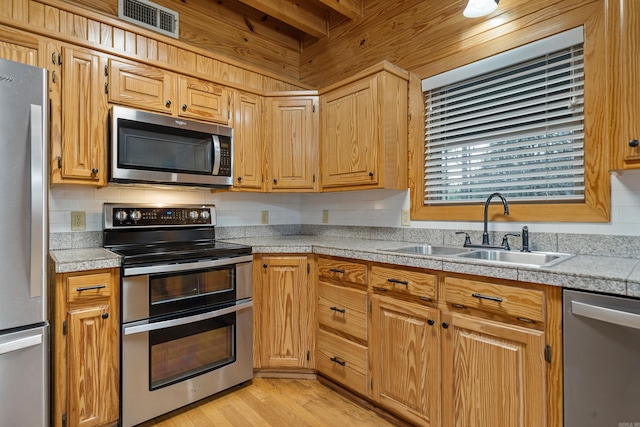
[218,138,231,177]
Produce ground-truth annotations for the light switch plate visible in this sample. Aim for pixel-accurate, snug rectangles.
[261,210,269,224]
[322,210,329,224]
[71,211,86,231]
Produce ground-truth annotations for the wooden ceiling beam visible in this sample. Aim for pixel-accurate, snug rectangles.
[317,0,362,21]
[237,0,329,38]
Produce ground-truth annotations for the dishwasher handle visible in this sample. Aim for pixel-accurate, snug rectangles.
[571,300,640,331]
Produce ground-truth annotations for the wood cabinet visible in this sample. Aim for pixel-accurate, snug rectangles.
[233,90,265,190]
[439,276,557,427]
[108,58,175,114]
[610,0,640,169]
[267,94,319,192]
[316,257,369,396]
[50,46,108,186]
[0,25,39,66]
[253,254,315,370]
[320,62,408,191]
[52,268,120,427]
[178,75,230,124]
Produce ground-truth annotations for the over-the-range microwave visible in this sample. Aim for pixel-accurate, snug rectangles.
[109,105,233,188]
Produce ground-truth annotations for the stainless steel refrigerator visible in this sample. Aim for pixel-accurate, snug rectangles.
[0,58,49,426]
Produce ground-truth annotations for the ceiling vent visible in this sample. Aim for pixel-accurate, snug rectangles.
[118,0,179,39]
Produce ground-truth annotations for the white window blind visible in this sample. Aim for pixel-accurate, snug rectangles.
[421,27,585,205]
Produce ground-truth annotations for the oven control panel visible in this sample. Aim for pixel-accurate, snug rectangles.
[104,204,216,228]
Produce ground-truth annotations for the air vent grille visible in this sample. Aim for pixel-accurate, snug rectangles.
[118,0,179,39]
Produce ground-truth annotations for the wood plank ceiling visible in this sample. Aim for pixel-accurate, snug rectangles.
[236,0,363,39]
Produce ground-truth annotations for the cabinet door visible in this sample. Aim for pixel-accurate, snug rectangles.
[268,96,318,191]
[255,256,313,368]
[441,311,546,427]
[67,304,118,427]
[233,91,264,190]
[108,58,175,114]
[0,27,38,65]
[53,47,107,185]
[370,294,440,427]
[178,76,230,124]
[611,0,640,166]
[321,77,378,188]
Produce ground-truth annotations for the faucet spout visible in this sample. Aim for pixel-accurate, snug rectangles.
[482,192,509,245]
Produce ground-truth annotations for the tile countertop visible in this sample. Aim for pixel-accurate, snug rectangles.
[49,235,640,299]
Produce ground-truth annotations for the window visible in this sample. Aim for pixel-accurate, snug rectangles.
[422,27,585,205]
[409,19,610,223]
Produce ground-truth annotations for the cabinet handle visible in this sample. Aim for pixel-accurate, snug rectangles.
[273,178,278,185]
[330,356,346,366]
[330,306,346,314]
[329,268,345,274]
[76,284,106,292]
[441,322,449,329]
[182,103,188,111]
[101,313,109,319]
[427,319,435,326]
[387,278,409,286]
[471,293,503,303]
[91,168,99,175]
[262,264,267,269]
[369,171,374,177]
[373,287,388,292]
[452,303,466,309]
[166,100,172,107]
[629,139,639,148]
[237,176,242,182]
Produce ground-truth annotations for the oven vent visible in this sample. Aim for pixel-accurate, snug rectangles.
[118,0,179,39]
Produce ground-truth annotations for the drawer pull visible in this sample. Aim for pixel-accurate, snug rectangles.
[419,296,433,302]
[75,284,106,292]
[330,306,346,314]
[374,287,388,292]
[471,293,503,303]
[329,268,346,274]
[330,356,346,366]
[387,278,409,286]
[516,317,535,324]
[452,303,466,309]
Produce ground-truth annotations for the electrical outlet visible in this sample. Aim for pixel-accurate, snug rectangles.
[322,210,329,224]
[401,209,411,226]
[71,211,86,231]
[261,210,269,224]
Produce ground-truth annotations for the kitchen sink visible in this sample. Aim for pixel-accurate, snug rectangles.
[455,249,574,267]
[379,245,477,256]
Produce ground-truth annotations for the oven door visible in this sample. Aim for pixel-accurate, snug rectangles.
[121,299,253,427]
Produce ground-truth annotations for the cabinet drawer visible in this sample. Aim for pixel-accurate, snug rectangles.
[66,273,112,302]
[370,265,436,301]
[443,277,544,323]
[318,281,368,342]
[317,329,368,396]
[318,257,367,285]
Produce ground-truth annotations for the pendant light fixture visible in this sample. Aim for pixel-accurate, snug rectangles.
[463,0,499,18]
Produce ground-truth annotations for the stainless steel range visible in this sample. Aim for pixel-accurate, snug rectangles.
[103,203,253,427]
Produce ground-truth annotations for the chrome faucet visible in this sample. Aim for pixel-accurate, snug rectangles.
[482,192,509,245]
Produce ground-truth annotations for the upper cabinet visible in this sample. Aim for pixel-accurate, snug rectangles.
[232,90,265,190]
[50,45,108,186]
[108,58,231,125]
[0,26,39,66]
[320,62,409,191]
[267,94,319,192]
[610,0,640,169]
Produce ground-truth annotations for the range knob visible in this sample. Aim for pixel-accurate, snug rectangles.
[130,210,142,221]
[115,210,128,222]
[200,210,210,220]
[189,210,200,220]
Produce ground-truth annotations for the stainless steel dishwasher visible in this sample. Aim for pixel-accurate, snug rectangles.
[563,289,640,427]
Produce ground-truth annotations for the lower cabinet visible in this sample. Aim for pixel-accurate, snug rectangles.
[52,268,120,427]
[370,294,441,427]
[253,254,315,370]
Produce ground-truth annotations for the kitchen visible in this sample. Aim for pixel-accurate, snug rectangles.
[0,0,639,426]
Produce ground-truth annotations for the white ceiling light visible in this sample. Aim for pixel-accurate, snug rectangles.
[463,0,499,18]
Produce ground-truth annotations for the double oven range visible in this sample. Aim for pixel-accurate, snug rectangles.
[103,203,253,427]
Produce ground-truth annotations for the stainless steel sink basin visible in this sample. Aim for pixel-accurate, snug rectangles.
[455,249,574,267]
[380,245,476,256]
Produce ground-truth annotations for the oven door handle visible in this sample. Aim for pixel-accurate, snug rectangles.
[123,255,253,276]
[123,299,253,336]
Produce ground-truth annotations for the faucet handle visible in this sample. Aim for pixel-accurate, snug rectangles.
[456,231,472,247]
[501,233,520,251]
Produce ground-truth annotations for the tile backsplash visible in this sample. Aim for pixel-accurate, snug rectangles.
[50,169,640,238]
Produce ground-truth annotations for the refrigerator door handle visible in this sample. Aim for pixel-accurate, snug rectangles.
[29,104,44,298]
[0,333,42,355]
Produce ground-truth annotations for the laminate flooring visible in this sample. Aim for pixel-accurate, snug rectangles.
[138,377,400,426]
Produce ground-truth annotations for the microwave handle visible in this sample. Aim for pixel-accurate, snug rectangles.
[212,135,221,175]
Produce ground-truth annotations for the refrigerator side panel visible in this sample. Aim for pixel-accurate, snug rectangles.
[0,58,48,330]
[0,325,49,427]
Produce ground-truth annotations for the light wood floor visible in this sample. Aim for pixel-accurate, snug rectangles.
[138,378,401,426]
